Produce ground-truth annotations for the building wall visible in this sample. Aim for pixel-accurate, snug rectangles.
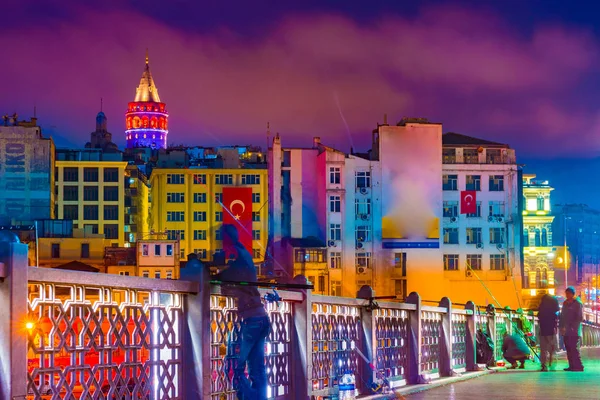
[38,235,110,270]
[0,122,55,223]
[137,239,180,279]
[149,168,268,264]
[124,165,151,245]
[55,160,128,246]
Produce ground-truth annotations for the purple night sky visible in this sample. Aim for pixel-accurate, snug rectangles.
[3,0,600,206]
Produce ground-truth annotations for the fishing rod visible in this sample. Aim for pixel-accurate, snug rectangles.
[209,279,314,290]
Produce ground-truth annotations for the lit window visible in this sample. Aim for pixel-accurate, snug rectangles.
[444,254,459,271]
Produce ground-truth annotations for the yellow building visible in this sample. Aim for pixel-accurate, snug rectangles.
[55,150,128,246]
[149,168,268,264]
[286,238,328,294]
[105,239,179,279]
[38,229,111,272]
[522,174,556,307]
[124,165,151,246]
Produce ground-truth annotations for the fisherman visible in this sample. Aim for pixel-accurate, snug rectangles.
[216,224,271,400]
[537,294,560,371]
[502,332,531,369]
[559,286,584,372]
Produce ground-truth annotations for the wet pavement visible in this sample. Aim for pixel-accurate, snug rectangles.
[405,348,600,400]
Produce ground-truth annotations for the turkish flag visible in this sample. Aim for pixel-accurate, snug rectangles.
[460,190,477,214]
[222,187,253,259]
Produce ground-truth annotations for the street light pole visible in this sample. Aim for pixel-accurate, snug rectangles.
[564,213,568,292]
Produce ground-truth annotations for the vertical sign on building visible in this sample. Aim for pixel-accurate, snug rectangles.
[222,187,253,259]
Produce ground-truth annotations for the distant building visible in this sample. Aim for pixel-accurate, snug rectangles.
[124,165,151,246]
[85,110,120,152]
[105,239,179,279]
[37,227,110,272]
[521,174,556,306]
[0,115,55,223]
[125,51,169,149]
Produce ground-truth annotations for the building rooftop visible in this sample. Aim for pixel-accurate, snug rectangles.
[54,260,99,273]
[442,132,509,148]
[134,50,161,103]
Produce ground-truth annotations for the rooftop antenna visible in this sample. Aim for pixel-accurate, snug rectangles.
[266,121,270,150]
[100,97,103,112]
[33,103,36,118]
[145,48,149,65]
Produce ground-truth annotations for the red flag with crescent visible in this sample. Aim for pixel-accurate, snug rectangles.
[222,187,253,259]
[460,190,477,214]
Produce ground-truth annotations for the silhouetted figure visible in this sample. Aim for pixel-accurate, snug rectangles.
[538,294,560,371]
[216,224,270,400]
[502,332,530,369]
[560,286,584,372]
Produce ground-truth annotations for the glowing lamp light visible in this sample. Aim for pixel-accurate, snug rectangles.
[549,289,555,295]
[547,252,555,259]
[25,321,34,331]
[530,289,537,297]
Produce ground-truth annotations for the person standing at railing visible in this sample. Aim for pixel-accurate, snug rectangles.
[502,332,531,369]
[559,286,585,372]
[215,224,271,400]
[538,294,560,372]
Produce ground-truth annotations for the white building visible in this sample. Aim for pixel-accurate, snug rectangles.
[269,120,523,308]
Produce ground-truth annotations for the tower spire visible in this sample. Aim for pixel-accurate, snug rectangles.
[145,48,149,66]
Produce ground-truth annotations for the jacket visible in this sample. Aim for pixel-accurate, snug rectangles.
[559,298,583,337]
[538,297,560,336]
[502,333,530,359]
[215,242,266,320]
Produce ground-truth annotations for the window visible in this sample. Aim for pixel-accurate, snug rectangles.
[51,243,60,258]
[443,174,458,191]
[103,186,119,201]
[330,252,342,269]
[282,150,291,167]
[155,271,161,279]
[193,193,206,203]
[142,244,149,256]
[318,276,325,293]
[252,212,260,222]
[84,224,98,234]
[252,193,261,203]
[490,254,506,270]
[394,252,407,277]
[442,148,456,164]
[253,230,261,240]
[215,193,222,204]
[330,195,341,212]
[142,271,149,278]
[488,201,505,217]
[534,229,541,247]
[356,226,371,242]
[167,192,185,203]
[215,229,222,240]
[541,228,548,247]
[489,175,504,191]
[80,243,90,258]
[63,205,78,220]
[355,198,372,216]
[355,171,371,188]
[83,205,98,220]
[444,254,459,271]
[166,211,185,222]
[63,186,78,201]
[467,202,482,218]
[166,230,185,240]
[104,168,119,182]
[295,249,325,263]
[165,174,185,185]
[443,201,458,218]
[154,244,161,256]
[356,253,372,268]
[84,186,98,201]
[466,175,481,191]
[83,167,98,182]
[215,174,233,185]
[63,167,78,182]
[489,228,505,244]
[104,205,119,220]
[215,212,223,222]
[537,196,545,211]
[119,271,130,276]
[466,254,482,270]
[253,249,261,259]
[194,230,207,240]
[486,149,502,164]
[104,224,119,239]
[330,167,341,184]
[331,280,342,296]
[466,228,482,244]
[329,224,341,241]
[166,271,173,279]
[193,174,206,184]
[193,211,207,222]
[194,249,207,258]
[523,229,530,247]
[443,228,459,244]
[463,148,479,164]
[241,174,260,185]
[166,245,173,256]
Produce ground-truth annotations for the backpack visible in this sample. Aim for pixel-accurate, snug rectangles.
[476,329,495,366]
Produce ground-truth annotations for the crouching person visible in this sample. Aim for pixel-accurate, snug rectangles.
[502,332,531,369]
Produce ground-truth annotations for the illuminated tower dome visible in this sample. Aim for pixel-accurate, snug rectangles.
[125,51,168,149]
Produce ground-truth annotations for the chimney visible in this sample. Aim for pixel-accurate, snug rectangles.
[313,137,321,148]
[383,113,388,125]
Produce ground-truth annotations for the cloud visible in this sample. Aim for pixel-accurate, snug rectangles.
[0,3,598,157]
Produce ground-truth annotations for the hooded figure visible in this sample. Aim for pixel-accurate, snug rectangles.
[537,294,560,371]
[559,286,584,371]
[502,332,531,369]
[216,224,270,399]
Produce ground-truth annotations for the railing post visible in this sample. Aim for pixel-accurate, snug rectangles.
[438,297,454,377]
[464,301,478,371]
[357,286,376,394]
[0,235,29,400]
[405,292,427,384]
[290,275,312,399]
[486,304,497,361]
[180,255,211,399]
